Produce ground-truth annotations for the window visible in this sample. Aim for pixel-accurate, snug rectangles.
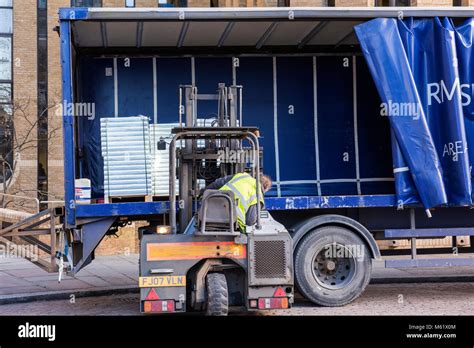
[0,83,10,103]
[158,0,174,5]
[0,1,12,184]
[375,0,411,5]
[37,0,48,202]
[0,38,12,81]
[0,9,12,34]
[125,0,135,7]
[0,103,13,184]
[71,0,102,7]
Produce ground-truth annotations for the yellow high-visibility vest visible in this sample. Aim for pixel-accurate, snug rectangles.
[219,173,264,231]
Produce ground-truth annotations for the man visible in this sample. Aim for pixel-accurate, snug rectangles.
[203,172,272,232]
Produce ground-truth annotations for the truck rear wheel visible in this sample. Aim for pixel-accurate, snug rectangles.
[294,226,372,307]
[205,273,229,316]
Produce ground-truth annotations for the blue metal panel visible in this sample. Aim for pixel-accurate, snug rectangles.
[361,181,394,195]
[72,217,116,274]
[264,194,397,210]
[235,57,278,197]
[77,57,115,198]
[156,57,192,123]
[60,19,76,228]
[355,57,394,194]
[385,257,474,268]
[118,58,154,118]
[76,201,170,218]
[194,57,233,120]
[276,57,318,196]
[74,194,398,218]
[317,56,357,196]
[385,227,474,238]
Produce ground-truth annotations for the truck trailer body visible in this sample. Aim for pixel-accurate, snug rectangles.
[23,6,474,312]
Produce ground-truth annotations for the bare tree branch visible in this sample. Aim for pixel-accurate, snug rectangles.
[1,86,63,212]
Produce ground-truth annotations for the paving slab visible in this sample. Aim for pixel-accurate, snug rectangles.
[77,276,113,287]
[35,279,94,291]
[0,274,35,288]
[3,268,61,278]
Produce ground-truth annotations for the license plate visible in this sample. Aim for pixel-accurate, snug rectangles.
[139,276,186,288]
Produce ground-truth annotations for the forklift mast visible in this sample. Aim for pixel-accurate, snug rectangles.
[173,83,259,233]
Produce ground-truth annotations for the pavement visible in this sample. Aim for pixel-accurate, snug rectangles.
[1,254,474,306]
[0,254,139,305]
[1,281,473,316]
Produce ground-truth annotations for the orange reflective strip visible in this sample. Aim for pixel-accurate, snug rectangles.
[146,241,247,261]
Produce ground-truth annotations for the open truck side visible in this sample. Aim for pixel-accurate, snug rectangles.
[2,7,474,314]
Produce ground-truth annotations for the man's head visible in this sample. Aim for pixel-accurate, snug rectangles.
[260,174,273,193]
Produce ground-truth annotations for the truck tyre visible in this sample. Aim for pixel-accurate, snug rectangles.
[205,273,229,316]
[294,226,372,307]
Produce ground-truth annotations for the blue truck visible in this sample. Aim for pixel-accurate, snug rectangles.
[4,6,474,314]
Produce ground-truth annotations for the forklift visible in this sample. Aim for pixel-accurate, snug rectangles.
[138,84,294,315]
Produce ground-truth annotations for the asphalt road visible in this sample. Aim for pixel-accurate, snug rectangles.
[0,281,473,315]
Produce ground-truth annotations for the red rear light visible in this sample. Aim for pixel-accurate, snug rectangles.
[258,297,289,310]
[143,300,175,313]
[167,300,175,312]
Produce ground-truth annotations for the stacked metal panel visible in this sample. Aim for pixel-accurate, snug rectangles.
[101,116,152,199]
[150,120,217,196]
[150,123,180,196]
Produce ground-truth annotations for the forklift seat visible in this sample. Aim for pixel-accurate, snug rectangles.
[197,190,239,235]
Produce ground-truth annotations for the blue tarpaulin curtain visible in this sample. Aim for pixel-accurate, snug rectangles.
[455,18,474,201]
[355,17,474,209]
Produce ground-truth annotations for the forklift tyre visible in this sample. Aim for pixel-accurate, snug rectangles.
[205,273,229,316]
[294,226,372,307]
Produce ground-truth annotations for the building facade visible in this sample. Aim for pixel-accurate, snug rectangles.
[0,0,471,254]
